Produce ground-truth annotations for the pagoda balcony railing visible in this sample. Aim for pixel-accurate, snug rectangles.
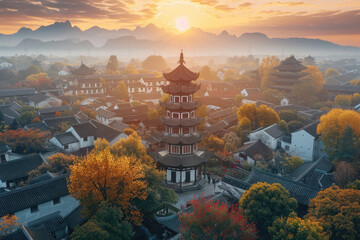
[161,117,203,127]
[162,83,200,94]
[160,101,200,110]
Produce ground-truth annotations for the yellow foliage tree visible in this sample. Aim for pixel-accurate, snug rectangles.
[258,56,280,89]
[237,103,279,129]
[317,109,360,156]
[0,215,21,236]
[68,148,147,224]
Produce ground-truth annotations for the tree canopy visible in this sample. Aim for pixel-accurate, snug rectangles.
[179,196,257,240]
[105,55,120,74]
[237,103,280,130]
[239,182,297,235]
[269,212,328,240]
[142,55,168,72]
[306,186,360,240]
[258,56,280,89]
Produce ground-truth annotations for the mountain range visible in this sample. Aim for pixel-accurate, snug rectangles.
[0,20,359,57]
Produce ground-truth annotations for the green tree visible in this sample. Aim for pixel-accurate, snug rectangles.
[332,126,357,162]
[263,88,283,105]
[287,120,304,132]
[278,120,289,133]
[17,111,35,126]
[114,81,129,101]
[9,119,20,130]
[279,110,305,123]
[71,202,134,240]
[239,182,297,235]
[269,212,328,240]
[142,55,167,72]
[306,186,360,240]
[106,55,120,74]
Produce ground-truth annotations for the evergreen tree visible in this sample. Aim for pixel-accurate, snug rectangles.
[333,125,357,162]
[9,119,20,130]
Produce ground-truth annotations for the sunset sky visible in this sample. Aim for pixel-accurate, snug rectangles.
[0,0,359,46]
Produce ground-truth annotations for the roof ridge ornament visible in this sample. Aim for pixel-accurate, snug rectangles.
[178,49,186,65]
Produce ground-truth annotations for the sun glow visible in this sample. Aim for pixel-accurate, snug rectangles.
[176,17,190,32]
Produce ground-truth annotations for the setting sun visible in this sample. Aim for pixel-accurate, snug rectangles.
[176,17,190,32]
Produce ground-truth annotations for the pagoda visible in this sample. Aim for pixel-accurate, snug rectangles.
[268,55,308,91]
[153,51,211,192]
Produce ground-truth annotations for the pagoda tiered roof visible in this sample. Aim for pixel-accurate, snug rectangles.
[162,83,200,94]
[274,56,307,72]
[271,71,308,78]
[163,52,199,82]
[154,151,212,167]
[160,101,201,111]
[162,134,203,145]
[161,117,202,127]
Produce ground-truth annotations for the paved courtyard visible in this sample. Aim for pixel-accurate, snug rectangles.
[174,180,223,210]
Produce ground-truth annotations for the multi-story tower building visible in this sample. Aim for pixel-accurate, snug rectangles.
[153,51,211,192]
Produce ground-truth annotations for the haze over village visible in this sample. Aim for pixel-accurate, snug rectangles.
[0,0,359,240]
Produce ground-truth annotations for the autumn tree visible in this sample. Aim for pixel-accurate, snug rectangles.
[234,94,244,106]
[25,72,52,90]
[114,81,129,101]
[0,129,49,154]
[105,55,120,74]
[108,133,178,215]
[317,109,360,160]
[142,55,167,72]
[263,88,283,105]
[0,215,21,236]
[278,120,289,133]
[269,212,328,240]
[201,135,224,152]
[71,202,134,240]
[68,148,147,223]
[306,186,360,240]
[29,153,77,179]
[325,68,340,77]
[284,156,304,174]
[222,132,242,152]
[333,161,358,187]
[240,182,297,235]
[179,196,257,240]
[279,110,305,123]
[199,65,219,81]
[258,56,280,89]
[334,94,352,107]
[121,64,139,75]
[237,103,280,130]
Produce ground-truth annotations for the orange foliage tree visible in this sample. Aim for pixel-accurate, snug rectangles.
[25,73,52,90]
[0,129,49,154]
[237,103,280,130]
[306,186,360,240]
[68,148,147,224]
[0,215,21,236]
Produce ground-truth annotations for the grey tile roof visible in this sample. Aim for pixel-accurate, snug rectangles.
[206,120,229,135]
[71,120,122,142]
[323,84,360,93]
[1,228,28,240]
[0,144,11,153]
[293,120,319,137]
[43,115,79,128]
[288,155,333,181]
[28,93,51,104]
[0,173,70,217]
[54,132,79,145]
[29,172,54,185]
[108,120,129,132]
[0,103,20,125]
[233,140,271,159]
[264,124,286,139]
[208,108,233,119]
[0,88,35,97]
[245,168,319,205]
[96,108,116,119]
[64,206,86,232]
[23,225,54,240]
[222,175,251,190]
[24,122,49,132]
[0,154,44,182]
[38,105,71,115]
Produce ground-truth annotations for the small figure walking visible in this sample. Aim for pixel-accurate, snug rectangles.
[213,178,216,190]
[207,174,211,183]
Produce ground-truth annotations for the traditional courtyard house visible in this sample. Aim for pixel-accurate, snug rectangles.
[0,173,80,225]
[108,120,129,132]
[139,118,163,135]
[127,82,147,94]
[322,84,360,99]
[50,119,127,152]
[208,108,233,123]
[29,92,62,108]
[95,108,116,125]
[69,63,105,96]
[289,120,324,161]
[130,92,162,104]
[0,88,35,103]
[43,115,80,130]
[0,154,44,188]
[23,122,49,132]
[232,140,271,165]
[38,105,72,119]
[201,81,240,99]
[269,55,308,91]
[151,51,212,192]
[142,77,167,93]
[0,102,21,125]
[248,124,286,150]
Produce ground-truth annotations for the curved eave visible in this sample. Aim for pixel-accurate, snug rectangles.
[154,152,213,168]
[160,101,201,110]
[271,71,308,78]
[162,134,203,145]
[161,117,203,127]
[163,64,200,82]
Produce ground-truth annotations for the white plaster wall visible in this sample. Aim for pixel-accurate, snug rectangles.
[14,195,80,225]
[290,130,314,161]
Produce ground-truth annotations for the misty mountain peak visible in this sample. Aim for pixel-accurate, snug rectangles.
[17,27,32,34]
[239,32,269,40]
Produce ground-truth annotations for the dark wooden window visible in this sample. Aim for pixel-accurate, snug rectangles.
[30,205,38,213]
[53,198,61,205]
[171,171,176,182]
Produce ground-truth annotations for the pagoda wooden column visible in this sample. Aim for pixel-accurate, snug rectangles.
[179,167,183,192]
